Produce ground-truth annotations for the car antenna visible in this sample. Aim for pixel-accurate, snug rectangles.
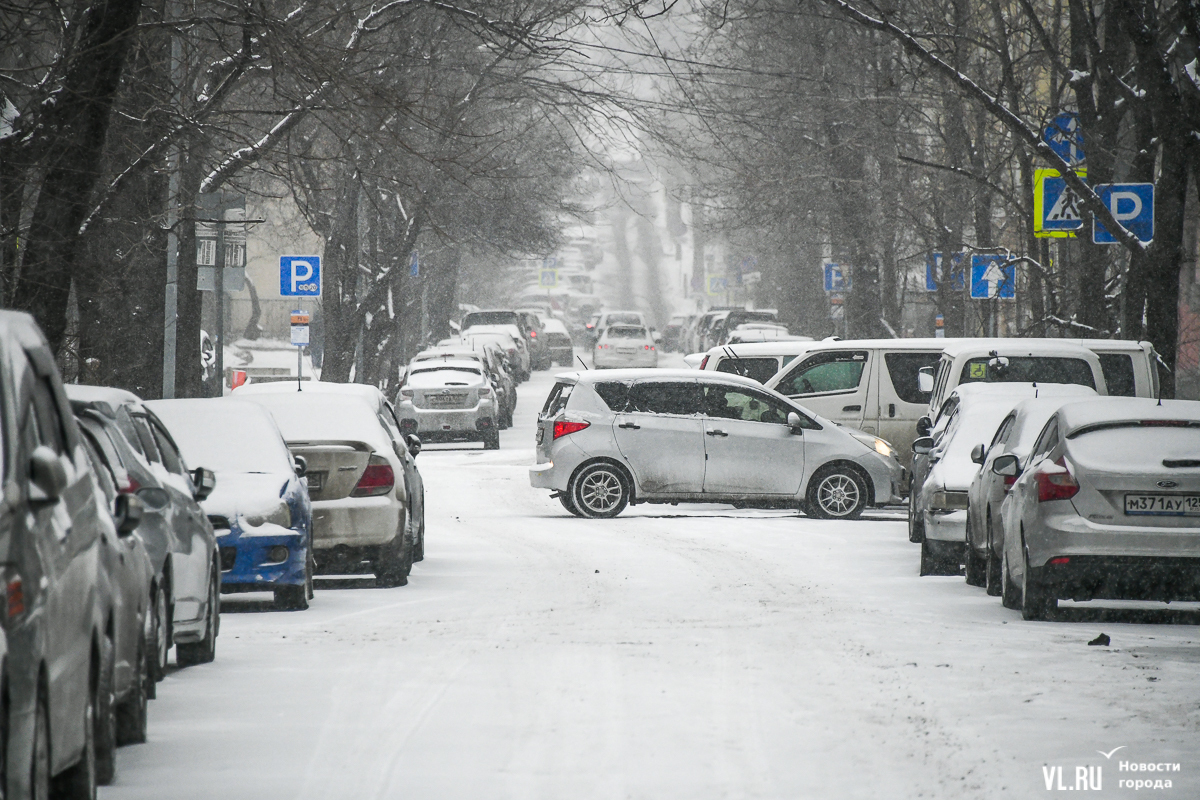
[576,355,590,370]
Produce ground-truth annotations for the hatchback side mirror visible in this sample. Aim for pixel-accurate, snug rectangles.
[916,416,932,437]
[912,436,935,456]
[114,493,144,536]
[29,445,68,503]
[992,454,1021,477]
[786,411,804,434]
[293,455,308,478]
[191,467,216,501]
[917,367,935,394]
[406,434,422,457]
[970,443,986,465]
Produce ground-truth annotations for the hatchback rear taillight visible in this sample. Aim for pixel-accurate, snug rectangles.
[5,572,24,620]
[700,355,709,369]
[350,455,395,497]
[553,420,590,439]
[1035,457,1079,502]
[1003,475,1017,491]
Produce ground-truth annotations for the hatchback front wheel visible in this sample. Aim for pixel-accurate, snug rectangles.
[806,467,867,520]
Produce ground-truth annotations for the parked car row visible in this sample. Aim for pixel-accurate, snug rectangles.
[0,311,431,799]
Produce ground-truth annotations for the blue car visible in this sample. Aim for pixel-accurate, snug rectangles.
[147,399,314,610]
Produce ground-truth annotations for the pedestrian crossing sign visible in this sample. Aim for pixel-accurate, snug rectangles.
[1034,168,1087,238]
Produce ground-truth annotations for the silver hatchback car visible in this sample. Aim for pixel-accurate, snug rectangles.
[529,369,903,518]
[998,397,1200,620]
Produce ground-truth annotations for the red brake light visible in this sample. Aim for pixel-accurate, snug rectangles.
[700,355,710,369]
[529,331,537,338]
[6,574,24,619]
[553,420,590,439]
[1035,456,1079,502]
[1050,557,1071,565]
[118,474,140,494]
[350,455,395,497]
[1003,475,1017,491]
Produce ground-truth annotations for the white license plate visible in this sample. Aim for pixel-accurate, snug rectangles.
[306,472,325,493]
[428,394,466,406]
[1124,493,1200,516]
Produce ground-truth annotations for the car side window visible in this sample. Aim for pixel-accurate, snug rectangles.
[151,422,186,474]
[30,375,66,454]
[627,381,703,415]
[703,385,791,425]
[715,357,781,384]
[884,352,940,404]
[989,415,1015,449]
[132,417,162,463]
[1030,419,1060,462]
[80,431,117,503]
[776,351,867,396]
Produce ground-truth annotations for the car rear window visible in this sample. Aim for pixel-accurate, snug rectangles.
[1098,353,1136,396]
[884,352,941,404]
[715,357,780,384]
[542,382,574,415]
[606,326,647,339]
[959,356,1096,389]
[462,311,518,328]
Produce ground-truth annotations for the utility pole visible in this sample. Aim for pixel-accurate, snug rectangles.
[161,0,183,397]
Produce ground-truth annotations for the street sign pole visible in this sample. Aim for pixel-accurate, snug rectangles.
[214,221,225,397]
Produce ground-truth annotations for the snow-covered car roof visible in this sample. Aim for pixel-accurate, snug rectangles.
[1055,397,1200,436]
[938,339,1099,358]
[237,392,394,452]
[950,381,1096,405]
[146,398,293,475]
[1007,396,1100,454]
[413,348,483,362]
[541,318,570,335]
[64,383,143,413]
[232,380,387,405]
[559,368,766,390]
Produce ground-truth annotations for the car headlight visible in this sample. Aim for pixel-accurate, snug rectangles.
[930,491,969,511]
[244,503,292,529]
[848,430,895,459]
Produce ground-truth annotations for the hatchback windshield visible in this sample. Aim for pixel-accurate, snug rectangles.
[606,326,648,339]
[462,311,518,328]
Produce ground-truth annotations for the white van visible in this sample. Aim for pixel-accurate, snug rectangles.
[921,338,1156,416]
[763,337,1157,470]
[763,339,947,466]
[697,340,818,383]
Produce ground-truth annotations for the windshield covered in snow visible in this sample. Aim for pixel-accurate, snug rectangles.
[959,357,1095,389]
[151,401,291,475]
[462,311,519,328]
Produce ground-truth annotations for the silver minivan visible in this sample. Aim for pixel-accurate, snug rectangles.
[529,369,903,519]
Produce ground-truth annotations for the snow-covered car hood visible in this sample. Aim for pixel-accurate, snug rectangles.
[203,471,292,519]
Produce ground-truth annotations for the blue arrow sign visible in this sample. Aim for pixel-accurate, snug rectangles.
[280,255,321,296]
[1092,183,1154,244]
[1044,112,1085,165]
[925,252,966,292]
[970,254,1015,299]
[824,263,851,293]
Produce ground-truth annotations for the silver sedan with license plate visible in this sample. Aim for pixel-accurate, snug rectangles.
[529,369,903,519]
[395,359,501,449]
[996,397,1200,620]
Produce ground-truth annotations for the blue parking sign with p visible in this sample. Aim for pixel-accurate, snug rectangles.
[281,255,321,296]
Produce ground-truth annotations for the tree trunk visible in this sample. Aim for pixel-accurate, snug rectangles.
[10,0,144,350]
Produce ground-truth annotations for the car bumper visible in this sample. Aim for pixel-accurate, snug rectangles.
[1026,511,1200,567]
[398,403,497,437]
[594,351,657,368]
[924,509,968,542]
[1032,554,1200,601]
[217,527,308,591]
[854,453,905,506]
[311,495,403,548]
[529,441,590,492]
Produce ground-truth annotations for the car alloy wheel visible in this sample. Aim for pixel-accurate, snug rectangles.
[807,467,866,519]
[571,463,629,518]
[151,582,170,684]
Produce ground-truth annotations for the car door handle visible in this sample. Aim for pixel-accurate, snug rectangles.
[618,422,641,430]
[706,429,728,437]
[843,405,862,412]
[888,403,896,418]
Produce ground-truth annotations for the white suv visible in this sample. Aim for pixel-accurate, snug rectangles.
[529,369,903,519]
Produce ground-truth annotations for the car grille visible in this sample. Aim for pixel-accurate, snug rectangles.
[219,546,237,571]
[420,392,471,409]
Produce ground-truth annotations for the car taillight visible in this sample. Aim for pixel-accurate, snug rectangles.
[117,474,140,494]
[5,571,24,620]
[400,388,414,399]
[350,455,395,497]
[529,331,537,338]
[479,386,492,397]
[700,355,709,369]
[1035,456,1079,502]
[644,345,654,350]
[1003,475,1017,491]
[553,420,590,439]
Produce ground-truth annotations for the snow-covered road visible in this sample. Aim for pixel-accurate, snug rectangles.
[104,366,1200,799]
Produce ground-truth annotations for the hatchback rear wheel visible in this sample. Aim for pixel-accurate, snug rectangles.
[571,463,629,518]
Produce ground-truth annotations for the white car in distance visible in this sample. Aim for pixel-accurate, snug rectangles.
[594,325,658,369]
